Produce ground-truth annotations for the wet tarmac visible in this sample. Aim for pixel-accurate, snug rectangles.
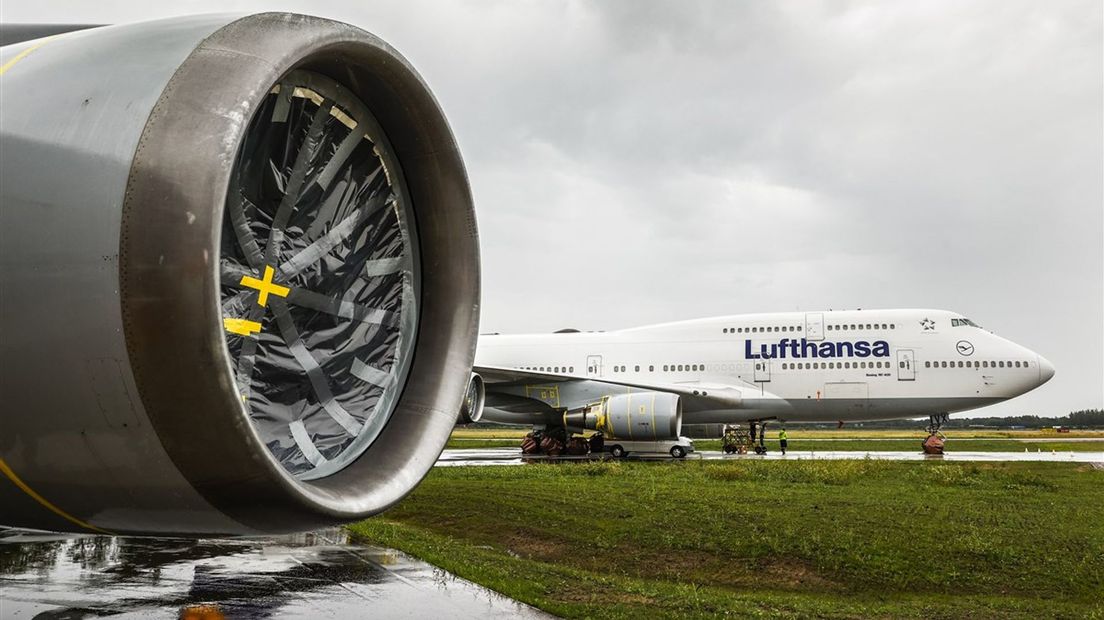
[437,448,1104,467]
[0,527,551,619]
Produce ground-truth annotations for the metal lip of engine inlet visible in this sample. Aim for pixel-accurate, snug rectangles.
[120,12,479,533]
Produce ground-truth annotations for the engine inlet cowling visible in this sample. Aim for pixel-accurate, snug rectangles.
[457,374,486,425]
[564,392,683,440]
[0,13,478,536]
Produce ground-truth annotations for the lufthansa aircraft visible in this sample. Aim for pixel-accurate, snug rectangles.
[464,309,1055,445]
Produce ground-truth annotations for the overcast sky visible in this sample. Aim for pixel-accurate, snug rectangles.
[5,1,1101,417]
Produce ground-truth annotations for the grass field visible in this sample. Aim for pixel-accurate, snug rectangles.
[451,428,1104,439]
[349,460,1104,619]
[447,428,1104,452]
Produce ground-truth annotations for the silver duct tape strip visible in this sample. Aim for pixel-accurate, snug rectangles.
[270,299,363,436]
[233,303,267,402]
[221,268,398,327]
[289,419,328,468]
[285,288,399,327]
[311,125,368,192]
[350,358,396,389]
[264,98,334,266]
[227,193,265,269]
[278,186,388,278]
[220,262,251,283]
[271,82,293,123]
[362,256,404,278]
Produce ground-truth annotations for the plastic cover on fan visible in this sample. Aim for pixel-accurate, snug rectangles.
[219,73,418,480]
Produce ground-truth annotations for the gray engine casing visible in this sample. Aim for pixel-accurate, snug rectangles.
[0,13,479,536]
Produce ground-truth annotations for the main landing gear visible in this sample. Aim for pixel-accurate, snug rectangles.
[748,421,768,455]
[922,413,949,455]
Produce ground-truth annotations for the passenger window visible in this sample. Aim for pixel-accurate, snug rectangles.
[663,365,668,371]
[649,365,654,372]
[890,324,895,329]
[723,328,728,334]
[797,326,802,331]
[899,361,905,369]
[634,365,640,372]
[881,323,887,329]
[982,361,989,368]
[925,362,930,368]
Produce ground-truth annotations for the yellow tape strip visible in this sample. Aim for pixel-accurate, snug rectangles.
[0,36,58,77]
[0,457,113,534]
[223,317,263,336]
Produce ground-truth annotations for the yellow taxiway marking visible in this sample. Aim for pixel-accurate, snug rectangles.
[223,317,263,337]
[0,457,114,534]
[240,265,290,307]
[0,36,58,77]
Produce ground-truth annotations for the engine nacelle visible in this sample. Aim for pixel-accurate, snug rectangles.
[564,392,682,440]
[0,13,478,535]
[457,374,486,425]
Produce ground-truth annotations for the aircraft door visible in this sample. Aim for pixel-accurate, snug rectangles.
[754,358,771,382]
[805,312,824,341]
[896,349,916,381]
[586,355,603,378]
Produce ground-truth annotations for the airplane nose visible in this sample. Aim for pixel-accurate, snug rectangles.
[1037,355,1055,385]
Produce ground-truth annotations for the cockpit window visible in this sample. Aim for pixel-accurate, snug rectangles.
[952,318,981,328]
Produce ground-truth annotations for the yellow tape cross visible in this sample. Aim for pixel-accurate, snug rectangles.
[240,265,290,307]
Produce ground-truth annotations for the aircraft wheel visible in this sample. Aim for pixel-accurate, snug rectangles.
[670,446,686,459]
[610,445,625,458]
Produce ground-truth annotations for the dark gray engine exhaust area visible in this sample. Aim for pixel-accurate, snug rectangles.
[0,13,479,536]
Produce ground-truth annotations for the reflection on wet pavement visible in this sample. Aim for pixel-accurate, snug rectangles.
[0,528,552,619]
[437,448,1104,467]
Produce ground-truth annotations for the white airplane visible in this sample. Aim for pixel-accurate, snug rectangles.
[463,309,1055,451]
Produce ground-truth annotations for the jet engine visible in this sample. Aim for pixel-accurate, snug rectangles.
[457,374,486,425]
[0,14,478,535]
[563,392,683,440]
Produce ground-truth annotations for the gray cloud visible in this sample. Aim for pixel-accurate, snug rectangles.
[5,0,1100,416]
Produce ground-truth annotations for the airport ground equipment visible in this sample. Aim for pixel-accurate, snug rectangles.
[0,14,478,536]
[722,425,751,454]
[606,437,695,459]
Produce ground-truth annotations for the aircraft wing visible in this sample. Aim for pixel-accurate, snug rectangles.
[474,364,746,410]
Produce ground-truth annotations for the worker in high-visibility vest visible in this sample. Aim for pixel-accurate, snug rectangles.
[779,428,788,455]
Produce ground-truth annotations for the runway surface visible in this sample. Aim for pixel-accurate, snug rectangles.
[437,448,1104,467]
[0,527,550,619]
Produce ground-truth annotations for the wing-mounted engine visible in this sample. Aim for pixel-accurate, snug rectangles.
[563,392,683,440]
[0,13,478,536]
[457,374,486,424]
